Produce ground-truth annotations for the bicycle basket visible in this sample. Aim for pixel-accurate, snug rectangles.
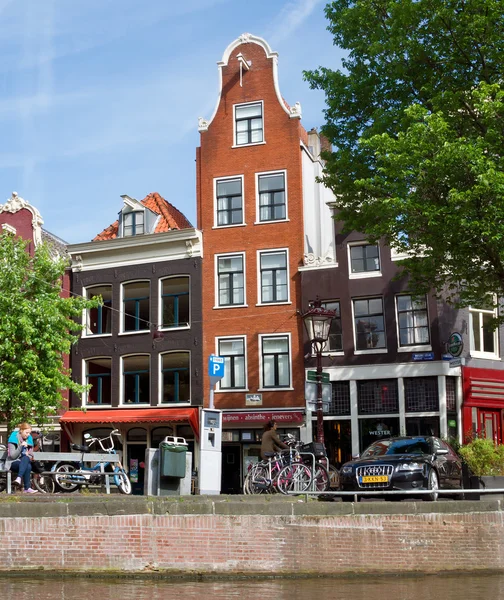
[300,442,326,458]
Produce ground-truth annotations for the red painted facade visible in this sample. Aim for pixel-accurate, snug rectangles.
[462,366,504,443]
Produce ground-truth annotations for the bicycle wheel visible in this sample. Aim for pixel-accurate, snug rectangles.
[277,463,312,495]
[54,463,81,493]
[248,464,271,494]
[114,467,132,494]
[312,463,330,492]
[32,473,55,494]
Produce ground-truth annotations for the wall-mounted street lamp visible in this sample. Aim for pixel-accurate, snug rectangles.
[301,298,336,446]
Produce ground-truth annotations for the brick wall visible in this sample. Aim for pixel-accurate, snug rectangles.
[2,510,504,574]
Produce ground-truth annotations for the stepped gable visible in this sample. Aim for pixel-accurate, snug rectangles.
[93,192,192,241]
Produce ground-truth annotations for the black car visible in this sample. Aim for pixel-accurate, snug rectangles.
[339,436,462,501]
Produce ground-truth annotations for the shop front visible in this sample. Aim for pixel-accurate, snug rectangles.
[221,410,305,494]
[462,366,504,443]
[59,408,200,494]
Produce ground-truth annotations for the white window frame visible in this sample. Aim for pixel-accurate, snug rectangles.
[395,294,432,352]
[119,280,150,335]
[469,305,500,359]
[120,354,151,406]
[82,357,113,407]
[214,252,247,309]
[158,275,191,331]
[158,351,191,405]
[320,300,344,356]
[82,284,113,338]
[213,174,245,229]
[352,296,388,355]
[258,332,293,391]
[215,335,248,392]
[232,100,265,148]
[254,169,288,224]
[256,247,291,306]
[347,242,382,279]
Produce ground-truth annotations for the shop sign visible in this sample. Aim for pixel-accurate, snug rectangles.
[412,352,434,361]
[449,357,464,368]
[222,411,304,424]
[448,420,457,428]
[447,332,463,357]
[245,393,262,406]
[369,423,391,436]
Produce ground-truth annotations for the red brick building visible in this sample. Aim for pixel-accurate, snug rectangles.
[196,34,331,492]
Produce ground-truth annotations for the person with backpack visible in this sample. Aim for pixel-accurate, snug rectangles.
[6,423,38,494]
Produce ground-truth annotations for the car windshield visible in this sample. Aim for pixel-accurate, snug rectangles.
[361,438,431,458]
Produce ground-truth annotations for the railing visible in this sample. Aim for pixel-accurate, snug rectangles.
[289,488,504,502]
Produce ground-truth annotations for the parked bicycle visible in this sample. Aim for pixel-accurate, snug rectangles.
[52,429,131,494]
[0,443,55,494]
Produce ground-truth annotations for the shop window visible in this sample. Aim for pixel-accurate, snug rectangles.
[161,276,190,328]
[357,380,398,414]
[446,377,456,411]
[327,381,351,416]
[85,285,112,335]
[85,358,112,405]
[127,428,147,442]
[359,417,399,453]
[405,417,440,437]
[151,427,174,447]
[405,377,439,412]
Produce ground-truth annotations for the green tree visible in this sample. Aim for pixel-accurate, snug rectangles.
[305,0,504,307]
[0,232,97,433]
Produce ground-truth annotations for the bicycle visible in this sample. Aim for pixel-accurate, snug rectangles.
[0,443,55,494]
[52,429,132,494]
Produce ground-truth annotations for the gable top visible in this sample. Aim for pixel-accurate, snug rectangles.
[93,192,192,242]
[198,33,302,133]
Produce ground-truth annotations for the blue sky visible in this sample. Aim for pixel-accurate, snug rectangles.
[1,0,342,243]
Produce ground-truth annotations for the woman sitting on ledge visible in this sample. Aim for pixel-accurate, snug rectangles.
[7,423,38,494]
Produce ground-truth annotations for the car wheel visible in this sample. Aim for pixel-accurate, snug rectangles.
[424,469,439,501]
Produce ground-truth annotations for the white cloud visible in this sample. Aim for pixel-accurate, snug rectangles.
[267,0,324,46]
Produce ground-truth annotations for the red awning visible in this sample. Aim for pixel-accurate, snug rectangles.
[60,408,199,439]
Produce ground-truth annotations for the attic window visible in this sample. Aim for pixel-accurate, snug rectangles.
[124,211,144,237]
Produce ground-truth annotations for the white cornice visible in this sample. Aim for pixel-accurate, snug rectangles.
[198,33,301,133]
[67,228,203,272]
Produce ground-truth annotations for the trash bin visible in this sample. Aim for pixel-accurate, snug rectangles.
[160,436,188,478]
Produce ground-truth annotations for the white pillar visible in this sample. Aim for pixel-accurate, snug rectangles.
[398,377,406,436]
[350,380,359,457]
[438,375,447,438]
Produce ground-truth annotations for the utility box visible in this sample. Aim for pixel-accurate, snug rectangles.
[160,436,188,478]
[144,448,192,496]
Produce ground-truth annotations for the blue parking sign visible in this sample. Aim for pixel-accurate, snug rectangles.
[208,355,225,379]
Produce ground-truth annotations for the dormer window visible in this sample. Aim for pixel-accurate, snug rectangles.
[124,211,144,237]
[118,195,158,238]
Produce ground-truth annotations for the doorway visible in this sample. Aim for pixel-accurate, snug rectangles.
[221,444,241,494]
[479,410,502,444]
[126,427,147,495]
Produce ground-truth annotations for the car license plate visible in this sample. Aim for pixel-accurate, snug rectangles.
[360,475,388,483]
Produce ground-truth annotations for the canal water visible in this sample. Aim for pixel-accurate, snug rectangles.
[4,573,504,599]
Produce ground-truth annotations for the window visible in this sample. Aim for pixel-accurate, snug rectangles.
[358,380,399,414]
[235,102,263,145]
[216,178,243,226]
[161,352,190,403]
[321,301,343,352]
[404,377,439,412]
[259,250,288,304]
[396,295,429,347]
[122,281,149,332]
[123,211,144,236]
[261,335,290,388]
[349,244,380,274]
[353,298,386,350]
[161,276,189,328]
[217,254,244,306]
[85,285,112,335]
[122,355,150,404]
[85,358,112,405]
[258,172,286,222]
[218,338,246,389]
[470,304,498,356]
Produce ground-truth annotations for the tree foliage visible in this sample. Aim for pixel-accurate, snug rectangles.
[0,232,97,433]
[305,0,504,307]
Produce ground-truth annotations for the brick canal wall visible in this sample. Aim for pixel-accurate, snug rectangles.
[1,496,504,575]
